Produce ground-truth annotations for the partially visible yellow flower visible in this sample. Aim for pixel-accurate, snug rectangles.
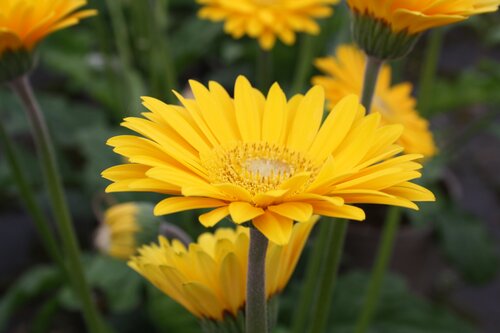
[347,0,500,35]
[313,44,437,157]
[95,202,161,260]
[0,0,97,55]
[102,76,435,246]
[197,0,338,50]
[129,218,317,321]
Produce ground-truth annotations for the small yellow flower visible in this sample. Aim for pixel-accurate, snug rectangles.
[102,76,434,245]
[0,0,96,55]
[313,44,437,157]
[197,0,338,50]
[95,202,162,260]
[347,0,500,35]
[129,218,317,321]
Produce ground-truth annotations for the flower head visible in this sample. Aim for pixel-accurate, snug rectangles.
[197,0,338,50]
[95,202,160,260]
[129,218,317,321]
[347,0,500,34]
[102,76,434,245]
[313,44,437,157]
[0,0,96,54]
[0,0,96,81]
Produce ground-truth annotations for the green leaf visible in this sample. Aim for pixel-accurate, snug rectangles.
[59,255,143,314]
[328,272,477,333]
[0,265,62,331]
[435,206,499,284]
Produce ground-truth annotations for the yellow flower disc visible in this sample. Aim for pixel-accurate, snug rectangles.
[129,218,317,321]
[197,0,339,50]
[347,0,500,34]
[313,44,437,157]
[102,76,435,245]
[0,0,96,55]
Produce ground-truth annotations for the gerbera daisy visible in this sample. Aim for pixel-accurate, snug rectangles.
[129,218,316,324]
[347,0,500,59]
[102,76,434,245]
[347,0,500,35]
[94,202,162,260]
[0,0,96,81]
[197,0,339,50]
[313,44,437,157]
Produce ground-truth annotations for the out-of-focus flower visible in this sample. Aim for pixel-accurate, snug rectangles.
[347,0,500,59]
[196,0,338,50]
[102,76,434,245]
[129,217,317,324]
[313,44,437,157]
[95,202,160,260]
[0,0,96,81]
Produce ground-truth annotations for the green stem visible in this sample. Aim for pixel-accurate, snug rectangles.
[246,227,269,333]
[257,48,272,91]
[291,35,315,94]
[10,76,107,333]
[291,221,331,333]
[361,56,383,112]
[418,29,444,117]
[0,122,65,272]
[307,219,348,333]
[105,0,132,69]
[150,0,177,101]
[354,207,402,333]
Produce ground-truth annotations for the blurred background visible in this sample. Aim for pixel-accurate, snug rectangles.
[0,0,499,332]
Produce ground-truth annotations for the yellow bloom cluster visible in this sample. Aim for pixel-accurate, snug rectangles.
[0,0,96,55]
[347,0,500,34]
[129,218,317,320]
[102,76,434,245]
[313,45,437,157]
[197,0,338,50]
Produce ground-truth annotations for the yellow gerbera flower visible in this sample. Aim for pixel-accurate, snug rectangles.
[347,0,500,34]
[0,0,96,55]
[102,76,434,245]
[129,218,317,322]
[95,202,160,260]
[313,44,437,157]
[197,0,339,50]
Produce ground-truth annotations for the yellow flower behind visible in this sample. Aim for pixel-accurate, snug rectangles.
[102,76,435,245]
[95,203,141,260]
[95,202,163,260]
[197,0,338,50]
[313,44,437,157]
[0,0,96,55]
[347,0,500,34]
[129,218,317,321]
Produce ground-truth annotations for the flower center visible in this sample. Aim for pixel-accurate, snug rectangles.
[202,142,317,196]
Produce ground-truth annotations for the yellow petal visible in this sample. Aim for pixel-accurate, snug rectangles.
[253,212,293,245]
[229,202,265,223]
[155,197,227,215]
[268,202,313,222]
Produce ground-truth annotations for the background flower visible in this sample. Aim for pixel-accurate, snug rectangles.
[129,218,317,321]
[197,0,338,49]
[313,44,437,157]
[347,0,500,34]
[95,202,162,260]
[102,76,434,245]
[0,0,96,55]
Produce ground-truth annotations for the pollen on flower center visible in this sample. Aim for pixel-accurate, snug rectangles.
[202,142,317,196]
[244,158,291,178]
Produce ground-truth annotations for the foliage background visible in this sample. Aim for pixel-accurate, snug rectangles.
[0,0,499,332]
